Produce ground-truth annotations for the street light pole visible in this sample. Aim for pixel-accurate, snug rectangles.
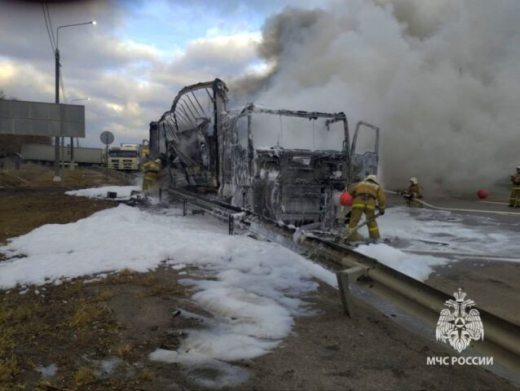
[53,47,61,181]
[52,21,96,181]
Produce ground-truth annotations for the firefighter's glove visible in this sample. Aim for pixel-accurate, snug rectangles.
[378,208,385,216]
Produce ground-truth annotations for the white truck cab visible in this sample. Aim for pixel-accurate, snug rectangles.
[108,144,141,171]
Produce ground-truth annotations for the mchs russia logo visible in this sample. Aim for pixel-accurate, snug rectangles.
[436,288,484,353]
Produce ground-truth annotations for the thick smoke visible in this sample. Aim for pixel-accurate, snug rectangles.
[232,0,520,192]
[230,8,324,97]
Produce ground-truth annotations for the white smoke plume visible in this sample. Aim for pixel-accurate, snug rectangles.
[233,0,520,192]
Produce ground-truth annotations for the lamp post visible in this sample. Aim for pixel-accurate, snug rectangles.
[53,21,96,181]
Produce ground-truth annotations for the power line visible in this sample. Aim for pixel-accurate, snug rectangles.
[44,2,66,104]
[41,3,55,53]
[41,4,51,49]
[44,4,56,49]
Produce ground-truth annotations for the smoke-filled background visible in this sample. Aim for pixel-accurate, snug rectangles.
[231,0,520,192]
[2,0,519,192]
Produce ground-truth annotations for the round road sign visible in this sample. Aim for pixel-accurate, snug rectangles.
[100,131,115,145]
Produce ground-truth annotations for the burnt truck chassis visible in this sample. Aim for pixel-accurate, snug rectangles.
[148,81,520,376]
[150,79,380,227]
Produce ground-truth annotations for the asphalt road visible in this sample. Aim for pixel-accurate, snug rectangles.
[386,193,520,324]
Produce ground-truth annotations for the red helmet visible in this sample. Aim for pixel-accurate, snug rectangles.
[339,191,353,206]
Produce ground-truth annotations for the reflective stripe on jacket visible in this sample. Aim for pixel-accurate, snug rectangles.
[348,180,386,210]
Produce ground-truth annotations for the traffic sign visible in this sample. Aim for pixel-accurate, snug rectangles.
[100,131,114,145]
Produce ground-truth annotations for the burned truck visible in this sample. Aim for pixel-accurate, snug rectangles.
[149,79,379,227]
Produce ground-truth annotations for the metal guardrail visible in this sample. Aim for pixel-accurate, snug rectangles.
[166,188,520,376]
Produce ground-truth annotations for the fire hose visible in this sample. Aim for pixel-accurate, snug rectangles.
[385,190,520,216]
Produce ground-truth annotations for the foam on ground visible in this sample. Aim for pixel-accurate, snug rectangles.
[3,202,516,387]
[379,207,520,257]
[66,185,140,200]
[355,243,449,281]
[0,204,337,387]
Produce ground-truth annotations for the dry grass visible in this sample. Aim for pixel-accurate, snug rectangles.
[69,302,104,329]
[0,296,50,389]
[0,191,116,243]
[63,280,84,297]
[0,163,50,187]
[118,268,137,278]
[0,164,133,242]
[0,269,191,389]
[0,300,44,358]
[0,356,19,382]
[96,289,115,301]
[138,274,157,287]
[115,344,133,358]
[0,327,15,357]
[139,368,156,382]
[73,367,96,385]
[101,271,137,287]
[0,169,194,389]
[0,163,132,189]
[149,284,184,297]
[0,164,130,242]
[36,381,74,391]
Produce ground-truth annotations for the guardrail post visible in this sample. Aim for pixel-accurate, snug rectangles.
[336,266,365,317]
[183,200,187,216]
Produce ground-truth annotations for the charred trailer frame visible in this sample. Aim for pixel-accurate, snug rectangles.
[151,79,380,227]
[153,79,228,189]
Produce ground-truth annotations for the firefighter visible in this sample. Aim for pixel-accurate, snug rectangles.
[142,158,162,194]
[347,174,386,242]
[403,177,424,207]
[509,167,520,207]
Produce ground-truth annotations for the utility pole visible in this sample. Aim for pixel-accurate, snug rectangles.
[53,47,61,182]
[52,21,96,181]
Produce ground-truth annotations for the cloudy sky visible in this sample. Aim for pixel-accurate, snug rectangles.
[0,0,326,147]
[3,0,520,190]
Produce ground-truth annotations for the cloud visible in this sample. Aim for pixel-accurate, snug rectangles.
[0,0,264,147]
[165,0,330,15]
[152,32,262,87]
